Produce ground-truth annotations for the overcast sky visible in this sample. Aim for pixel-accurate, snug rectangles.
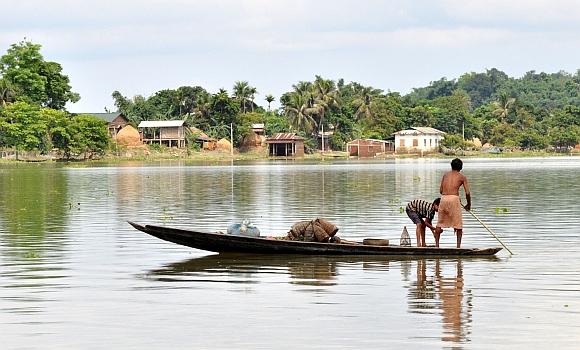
[1,0,579,112]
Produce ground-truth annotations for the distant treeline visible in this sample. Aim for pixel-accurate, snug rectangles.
[112,70,580,151]
[1,40,579,155]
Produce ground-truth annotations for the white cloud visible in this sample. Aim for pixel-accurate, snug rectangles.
[442,0,580,24]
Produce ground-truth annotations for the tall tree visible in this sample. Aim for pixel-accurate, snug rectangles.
[0,40,79,109]
[265,94,275,111]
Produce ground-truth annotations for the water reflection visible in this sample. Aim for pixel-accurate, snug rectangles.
[145,254,392,289]
[0,166,70,315]
[406,259,480,348]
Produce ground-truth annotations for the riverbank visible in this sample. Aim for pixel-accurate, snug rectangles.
[1,147,578,164]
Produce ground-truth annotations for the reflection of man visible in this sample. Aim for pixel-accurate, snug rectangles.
[436,260,469,344]
[406,259,471,345]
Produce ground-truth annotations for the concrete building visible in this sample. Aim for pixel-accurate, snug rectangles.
[393,127,445,154]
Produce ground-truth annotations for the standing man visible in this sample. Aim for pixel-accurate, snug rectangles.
[436,158,471,248]
[406,198,440,247]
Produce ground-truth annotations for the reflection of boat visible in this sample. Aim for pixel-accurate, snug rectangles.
[150,253,389,274]
[146,254,396,288]
[149,254,384,281]
[129,222,502,256]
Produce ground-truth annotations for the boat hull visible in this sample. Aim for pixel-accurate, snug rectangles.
[129,222,502,256]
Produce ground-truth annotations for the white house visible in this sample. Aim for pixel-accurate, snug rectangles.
[393,127,445,153]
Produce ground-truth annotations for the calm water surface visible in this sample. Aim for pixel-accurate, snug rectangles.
[1,158,579,349]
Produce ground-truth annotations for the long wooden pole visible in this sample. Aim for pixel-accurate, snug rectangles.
[463,205,513,255]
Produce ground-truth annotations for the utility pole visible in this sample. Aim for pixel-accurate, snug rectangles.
[321,124,324,153]
[230,123,234,157]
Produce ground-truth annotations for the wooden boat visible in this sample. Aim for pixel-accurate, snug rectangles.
[128,221,503,256]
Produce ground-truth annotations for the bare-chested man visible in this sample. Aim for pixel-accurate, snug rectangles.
[435,158,471,248]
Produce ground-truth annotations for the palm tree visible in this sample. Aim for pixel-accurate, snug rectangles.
[233,81,257,113]
[192,92,212,128]
[492,92,516,122]
[265,94,275,111]
[282,92,317,133]
[292,81,312,95]
[249,86,257,112]
[313,76,339,118]
[352,86,376,120]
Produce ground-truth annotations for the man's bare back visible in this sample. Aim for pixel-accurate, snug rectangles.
[440,171,470,197]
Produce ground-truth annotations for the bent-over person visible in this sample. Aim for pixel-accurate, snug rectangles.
[406,198,440,247]
[436,158,471,248]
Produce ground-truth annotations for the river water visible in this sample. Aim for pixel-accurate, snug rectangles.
[1,157,579,349]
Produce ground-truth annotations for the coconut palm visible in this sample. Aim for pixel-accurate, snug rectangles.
[292,81,312,95]
[352,86,377,120]
[281,92,317,133]
[311,76,339,127]
[249,86,257,112]
[492,92,516,122]
[265,94,275,111]
[233,81,257,113]
[233,81,250,113]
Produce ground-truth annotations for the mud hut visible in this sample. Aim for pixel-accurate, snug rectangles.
[240,131,265,152]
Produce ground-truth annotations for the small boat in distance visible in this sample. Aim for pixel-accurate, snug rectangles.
[128,222,503,256]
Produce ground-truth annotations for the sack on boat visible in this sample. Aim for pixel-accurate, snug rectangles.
[227,219,260,237]
[285,218,338,242]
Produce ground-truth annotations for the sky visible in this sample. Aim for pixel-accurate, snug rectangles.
[1,0,580,113]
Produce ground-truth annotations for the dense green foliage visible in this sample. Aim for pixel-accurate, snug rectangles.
[0,102,109,158]
[0,40,79,109]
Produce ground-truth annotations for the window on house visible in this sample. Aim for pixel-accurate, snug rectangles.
[413,139,418,147]
[424,139,427,146]
[400,139,405,147]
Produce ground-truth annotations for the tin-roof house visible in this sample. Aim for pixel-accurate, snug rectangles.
[265,133,304,157]
[138,120,186,148]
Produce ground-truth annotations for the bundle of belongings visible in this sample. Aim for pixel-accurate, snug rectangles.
[227,219,261,237]
[285,218,341,243]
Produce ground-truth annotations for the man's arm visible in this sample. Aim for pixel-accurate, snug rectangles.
[424,218,437,231]
[463,176,471,211]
